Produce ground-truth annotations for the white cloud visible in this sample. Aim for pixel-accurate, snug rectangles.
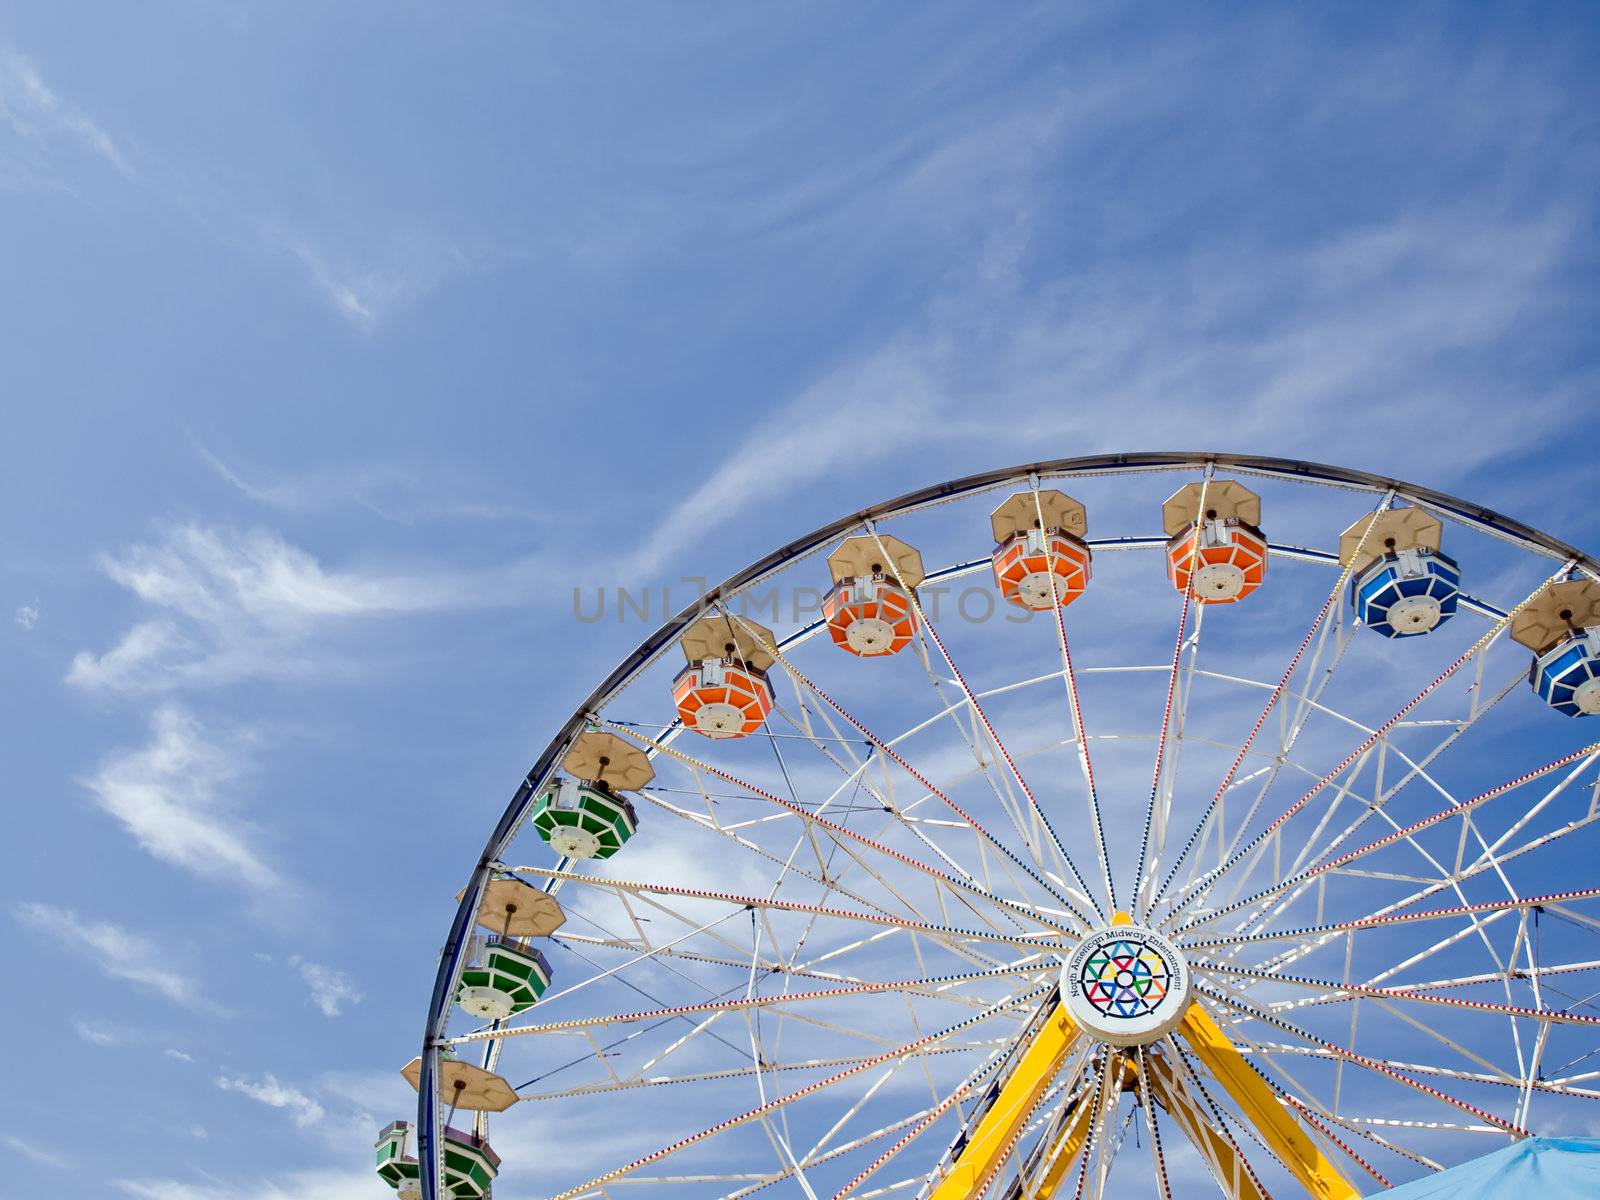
[634,206,1577,577]
[77,704,282,894]
[214,1074,324,1128]
[14,903,214,1011]
[0,48,131,177]
[73,1018,135,1047]
[3,1133,70,1168]
[258,222,463,333]
[118,1184,232,1200]
[14,603,38,629]
[67,523,475,693]
[2,49,475,330]
[193,438,555,526]
[165,1048,196,1064]
[117,1169,378,1200]
[290,958,363,1018]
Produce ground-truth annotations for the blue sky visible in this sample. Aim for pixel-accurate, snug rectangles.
[2,3,1599,1197]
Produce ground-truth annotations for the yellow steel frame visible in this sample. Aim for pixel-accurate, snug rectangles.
[1177,1004,1359,1200]
[927,1004,1083,1200]
[1145,1046,1267,1200]
[925,928,1361,1200]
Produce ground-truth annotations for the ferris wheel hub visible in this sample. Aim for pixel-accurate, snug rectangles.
[1062,925,1191,1046]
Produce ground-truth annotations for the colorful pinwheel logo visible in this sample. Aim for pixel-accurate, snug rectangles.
[1077,937,1173,1020]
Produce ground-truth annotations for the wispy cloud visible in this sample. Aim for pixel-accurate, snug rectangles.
[14,602,39,629]
[118,1184,233,1200]
[0,47,131,177]
[290,957,362,1018]
[1,47,478,329]
[73,1018,143,1048]
[117,1169,378,1200]
[636,205,1578,573]
[192,438,555,526]
[77,704,282,893]
[67,523,478,693]
[257,222,474,332]
[3,1134,70,1169]
[14,903,217,1012]
[214,1074,324,1128]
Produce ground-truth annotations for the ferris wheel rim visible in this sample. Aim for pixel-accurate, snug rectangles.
[413,451,1600,1199]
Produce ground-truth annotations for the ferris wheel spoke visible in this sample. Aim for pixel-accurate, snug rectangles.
[1168,562,1576,923]
[1226,806,1600,986]
[1152,493,1394,919]
[1156,1035,1273,1200]
[601,724,1079,936]
[1011,478,1120,924]
[729,606,1099,929]
[1129,1046,1175,1200]
[1193,960,1600,1034]
[1209,673,1536,937]
[828,1037,1027,1200]
[1005,1055,1099,1200]
[1376,957,1600,995]
[544,983,1052,1200]
[761,691,1043,922]
[1247,1060,1392,1187]
[905,635,1052,877]
[1172,623,1361,908]
[1243,1040,1600,1105]
[1221,1033,1439,1174]
[716,1104,968,1200]
[1065,1047,1114,1200]
[1161,618,1360,917]
[519,1047,1004,1102]
[1198,694,1529,952]
[1134,469,1214,923]
[1185,888,1600,957]
[507,867,1073,965]
[459,967,1046,1049]
[1197,983,1530,1136]
[863,518,1108,920]
[1177,743,1600,937]
[632,782,933,931]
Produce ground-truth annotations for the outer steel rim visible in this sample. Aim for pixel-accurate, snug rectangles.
[414,450,1600,1196]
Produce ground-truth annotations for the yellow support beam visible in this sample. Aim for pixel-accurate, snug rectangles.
[1178,1004,1359,1200]
[928,1005,1082,1200]
[1144,1051,1267,1200]
[1018,1054,1131,1200]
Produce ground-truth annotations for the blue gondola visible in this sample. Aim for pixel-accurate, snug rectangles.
[1352,548,1460,638]
[1531,629,1600,717]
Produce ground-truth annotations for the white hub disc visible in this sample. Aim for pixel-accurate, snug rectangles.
[693,702,746,736]
[844,616,896,653]
[1574,678,1600,715]
[548,825,602,858]
[1387,594,1442,632]
[456,986,516,1020]
[1062,926,1191,1046]
[1192,561,1245,599]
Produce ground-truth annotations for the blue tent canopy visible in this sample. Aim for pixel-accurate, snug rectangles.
[1378,1138,1600,1198]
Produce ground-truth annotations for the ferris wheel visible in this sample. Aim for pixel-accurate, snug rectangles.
[380,453,1600,1200]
